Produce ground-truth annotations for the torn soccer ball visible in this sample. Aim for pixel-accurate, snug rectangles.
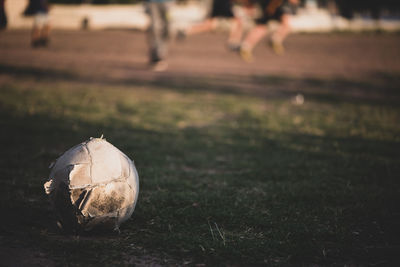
[44,137,139,232]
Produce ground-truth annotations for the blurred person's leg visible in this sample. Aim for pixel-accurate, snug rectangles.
[41,23,51,43]
[146,3,159,62]
[31,12,50,47]
[158,2,169,60]
[179,0,234,39]
[238,0,272,62]
[146,2,169,71]
[239,24,268,62]
[269,0,298,55]
[40,14,51,46]
[31,16,41,47]
[0,0,7,30]
[185,18,217,36]
[269,14,290,55]
[227,17,243,51]
[184,0,229,35]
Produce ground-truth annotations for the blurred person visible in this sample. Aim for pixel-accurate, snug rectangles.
[145,0,172,72]
[240,0,299,62]
[0,0,6,30]
[23,0,51,47]
[178,0,245,51]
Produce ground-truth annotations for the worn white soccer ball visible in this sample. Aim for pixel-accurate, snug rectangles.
[44,137,139,232]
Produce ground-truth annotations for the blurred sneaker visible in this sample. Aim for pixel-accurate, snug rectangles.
[227,42,241,52]
[152,60,168,72]
[39,37,49,47]
[269,39,285,55]
[240,48,254,63]
[31,38,50,48]
[176,30,186,41]
[31,39,41,48]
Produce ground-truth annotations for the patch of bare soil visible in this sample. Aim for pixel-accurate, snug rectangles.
[0,30,399,82]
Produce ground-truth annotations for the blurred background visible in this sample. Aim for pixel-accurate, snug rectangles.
[4,0,400,32]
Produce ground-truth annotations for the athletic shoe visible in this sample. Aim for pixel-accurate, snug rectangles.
[240,48,254,63]
[39,38,49,47]
[227,42,241,52]
[176,30,186,41]
[152,60,168,72]
[269,40,285,55]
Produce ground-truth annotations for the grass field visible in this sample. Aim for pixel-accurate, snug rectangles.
[0,31,400,266]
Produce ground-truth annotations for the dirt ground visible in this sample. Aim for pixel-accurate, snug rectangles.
[0,30,400,82]
[0,29,400,266]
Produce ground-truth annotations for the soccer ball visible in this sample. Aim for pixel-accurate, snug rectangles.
[43,137,139,232]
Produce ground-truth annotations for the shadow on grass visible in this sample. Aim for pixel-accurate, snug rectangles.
[251,72,400,106]
[1,63,400,108]
[0,64,76,81]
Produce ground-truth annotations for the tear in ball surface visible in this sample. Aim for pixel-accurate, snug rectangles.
[44,137,139,232]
